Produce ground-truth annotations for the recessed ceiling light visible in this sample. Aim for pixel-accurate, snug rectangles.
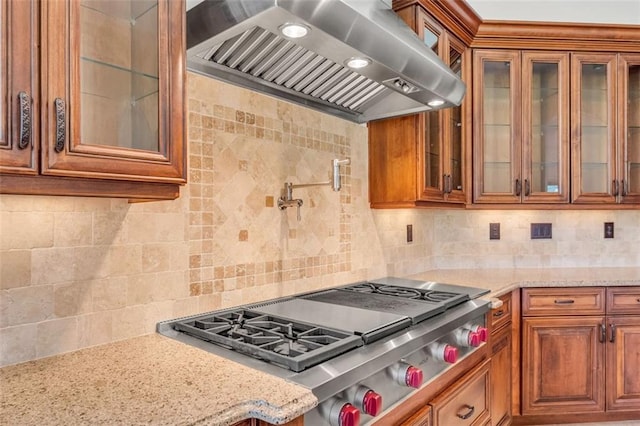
[428,99,445,107]
[345,57,371,69]
[279,23,310,39]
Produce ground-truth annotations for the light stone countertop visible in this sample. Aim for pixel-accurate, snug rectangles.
[0,333,316,426]
[406,267,640,299]
[2,267,639,426]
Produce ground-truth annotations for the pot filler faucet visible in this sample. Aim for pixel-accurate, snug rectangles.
[278,158,350,221]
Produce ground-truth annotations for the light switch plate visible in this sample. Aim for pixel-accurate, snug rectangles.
[489,223,500,240]
[604,222,614,238]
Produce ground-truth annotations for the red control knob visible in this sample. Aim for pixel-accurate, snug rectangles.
[443,345,459,364]
[405,366,423,388]
[338,403,360,426]
[362,390,383,416]
[467,325,488,342]
[468,331,481,347]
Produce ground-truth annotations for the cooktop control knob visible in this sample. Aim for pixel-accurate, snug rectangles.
[428,342,459,364]
[328,400,360,426]
[346,386,382,417]
[454,328,481,347]
[391,362,424,388]
[466,324,488,342]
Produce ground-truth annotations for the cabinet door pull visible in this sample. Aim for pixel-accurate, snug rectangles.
[610,324,616,343]
[515,179,522,196]
[447,175,453,193]
[599,322,606,343]
[524,179,530,196]
[54,98,66,153]
[443,174,449,194]
[553,299,575,305]
[18,92,31,149]
[493,309,505,318]
[456,404,475,420]
[612,180,619,196]
[621,180,627,196]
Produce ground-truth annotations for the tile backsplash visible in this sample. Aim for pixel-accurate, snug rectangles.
[1,73,639,366]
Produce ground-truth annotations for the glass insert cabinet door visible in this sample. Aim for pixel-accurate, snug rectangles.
[571,53,617,203]
[620,54,640,203]
[0,0,37,174]
[40,0,185,182]
[473,50,522,203]
[420,14,444,196]
[521,52,569,203]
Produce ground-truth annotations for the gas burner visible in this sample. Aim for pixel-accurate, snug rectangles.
[422,291,459,303]
[346,283,377,293]
[173,310,362,372]
[376,285,422,299]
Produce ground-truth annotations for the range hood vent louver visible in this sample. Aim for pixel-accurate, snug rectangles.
[186,0,466,124]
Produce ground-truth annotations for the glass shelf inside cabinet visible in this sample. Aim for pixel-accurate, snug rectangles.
[80,0,160,152]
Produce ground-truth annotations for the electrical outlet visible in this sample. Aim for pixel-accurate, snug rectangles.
[604,222,614,238]
[531,223,552,239]
[407,224,413,243]
[489,223,500,240]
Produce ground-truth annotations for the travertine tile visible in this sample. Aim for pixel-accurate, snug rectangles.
[0,285,54,328]
[0,212,54,250]
[54,212,93,247]
[0,250,31,289]
[36,317,79,358]
[0,323,37,366]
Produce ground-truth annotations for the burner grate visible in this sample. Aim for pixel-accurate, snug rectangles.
[173,310,362,372]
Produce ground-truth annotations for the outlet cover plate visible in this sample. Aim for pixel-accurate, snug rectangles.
[531,223,552,239]
[489,223,500,240]
[604,222,614,238]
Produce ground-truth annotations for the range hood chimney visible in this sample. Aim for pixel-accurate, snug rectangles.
[186,0,466,124]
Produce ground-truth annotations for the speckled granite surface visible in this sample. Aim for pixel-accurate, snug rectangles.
[0,334,316,426]
[407,267,640,298]
[2,268,638,426]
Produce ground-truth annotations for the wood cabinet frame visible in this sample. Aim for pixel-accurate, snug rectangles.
[1,0,186,200]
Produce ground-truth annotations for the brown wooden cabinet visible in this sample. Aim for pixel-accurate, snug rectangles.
[473,49,570,204]
[368,3,471,208]
[520,287,640,420]
[0,0,185,200]
[489,292,514,426]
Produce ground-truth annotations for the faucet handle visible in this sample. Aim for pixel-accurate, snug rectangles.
[296,199,303,221]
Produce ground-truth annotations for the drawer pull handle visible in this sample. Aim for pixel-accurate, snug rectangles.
[599,323,606,343]
[493,310,505,318]
[637,298,640,303]
[456,404,475,420]
[554,299,575,305]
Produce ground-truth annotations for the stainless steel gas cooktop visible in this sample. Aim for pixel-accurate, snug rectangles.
[157,277,490,426]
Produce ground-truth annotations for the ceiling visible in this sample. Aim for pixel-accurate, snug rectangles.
[465,0,640,25]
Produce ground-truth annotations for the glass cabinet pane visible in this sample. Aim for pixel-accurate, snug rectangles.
[627,64,640,193]
[80,0,159,151]
[580,63,610,193]
[449,46,463,191]
[530,62,560,193]
[483,61,512,193]
[421,20,441,192]
[423,26,438,53]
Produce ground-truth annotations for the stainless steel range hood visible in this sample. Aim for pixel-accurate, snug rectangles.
[186,0,466,124]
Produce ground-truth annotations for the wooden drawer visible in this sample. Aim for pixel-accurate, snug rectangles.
[606,287,640,315]
[400,405,431,426]
[429,359,490,426]
[522,287,605,316]
[490,292,512,331]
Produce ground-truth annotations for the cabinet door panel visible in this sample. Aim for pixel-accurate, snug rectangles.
[0,0,37,174]
[606,316,640,411]
[522,316,605,415]
[571,53,617,203]
[490,325,512,426]
[40,0,185,183]
[473,50,521,203]
[521,52,570,203]
[619,53,640,203]
[401,404,432,426]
